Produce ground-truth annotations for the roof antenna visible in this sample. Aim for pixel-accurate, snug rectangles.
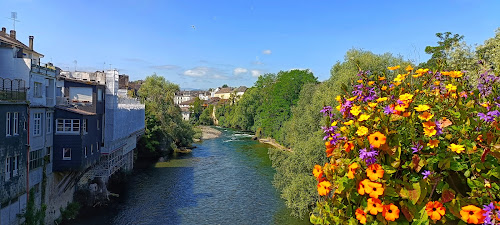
[7,12,20,30]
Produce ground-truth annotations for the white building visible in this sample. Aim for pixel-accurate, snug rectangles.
[0,28,56,225]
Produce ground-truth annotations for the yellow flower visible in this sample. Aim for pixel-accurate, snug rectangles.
[481,102,490,108]
[357,79,363,83]
[399,93,414,101]
[418,112,434,121]
[448,144,465,154]
[449,71,463,78]
[424,127,437,137]
[348,96,358,101]
[434,81,440,86]
[394,104,406,112]
[415,68,429,75]
[381,86,388,91]
[427,140,440,148]
[405,65,413,71]
[340,126,347,132]
[356,126,369,136]
[344,120,354,126]
[376,97,388,103]
[331,121,338,127]
[414,104,430,112]
[394,74,405,82]
[368,81,375,86]
[336,105,342,111]
[388,65,400,70]
[368,102,378,108]
[335,95,342,102]
[350,106,362,116]
[445,84,457,93]
[358,114,370,122]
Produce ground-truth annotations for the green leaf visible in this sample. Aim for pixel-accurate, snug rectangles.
[409,182,421,204]
[450,161,467,171]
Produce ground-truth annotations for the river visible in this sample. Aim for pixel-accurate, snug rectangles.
[73,128,310,225]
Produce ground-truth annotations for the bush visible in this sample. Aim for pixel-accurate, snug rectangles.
[310,64,500,224]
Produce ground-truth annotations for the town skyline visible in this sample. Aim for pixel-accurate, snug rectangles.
[1,0,500,89]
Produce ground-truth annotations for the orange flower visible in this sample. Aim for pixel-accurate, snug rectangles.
[366,198,383,215]
[344,141,354,153]
[313,165,322,178]
[424,127,437,137]
[427,140,440,148]
[383,204,400,221]
[405,65,413,71]
[347,162,359,179]
[365,181,384,198]
[422,121,436,129]
[368,132,386,148]
[368,81,375,86]
[355,208,367,224]
[368,102,378,107]
[317,181,331,196]
[426,201,446,221]
[358,179,370,195]
[460,205,485,224]
[418,112,434,121]
[325,146,335,157]
[366,163,384,181]
[388,65,400,70]
[381,86,388,91]
[378,76,386,81]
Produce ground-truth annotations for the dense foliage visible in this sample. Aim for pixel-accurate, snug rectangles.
[137,74,194,156]
[311,62,500,224]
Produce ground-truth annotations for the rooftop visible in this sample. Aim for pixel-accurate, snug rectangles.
[0,28,43,57]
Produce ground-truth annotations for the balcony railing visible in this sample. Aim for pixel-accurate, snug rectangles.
[0,77,26,101]
[31,64,57,77]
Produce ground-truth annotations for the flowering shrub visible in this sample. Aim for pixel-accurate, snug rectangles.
[311,63,500,224]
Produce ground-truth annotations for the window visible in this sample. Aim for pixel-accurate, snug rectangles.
[13,156,18,176]
[29,149,43,169]
[5,157,11,181]
[84,147,88,158]
[46,147,51,163]
[56,119,80,134]
[63,148,71,160]
[98,88,103,102]
[34,82,42,98]
[34,113,42,136]
[46,112,52,133]
[91,144,93,154]
[13,112,18,135]
[6,112,11,136]
[97,119,100,130]
[96,142,99,152]
[83,119,88,134]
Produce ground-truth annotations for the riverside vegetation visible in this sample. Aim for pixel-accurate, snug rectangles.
[207,28,500,223]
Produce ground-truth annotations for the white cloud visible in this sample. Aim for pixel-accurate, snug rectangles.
[262,49,272,55]
[233,67,248,75]
[251,70,261,77]
[182,66,229,79]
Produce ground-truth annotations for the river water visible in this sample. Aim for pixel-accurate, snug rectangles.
[73,128,310,225]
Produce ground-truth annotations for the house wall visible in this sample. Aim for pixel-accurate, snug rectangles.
[0,103,28,225]
[52,110,101,172]
[0,48,31,82]
[62,80,105,114]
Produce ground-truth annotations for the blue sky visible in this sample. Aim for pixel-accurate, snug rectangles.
[1,0,499,89]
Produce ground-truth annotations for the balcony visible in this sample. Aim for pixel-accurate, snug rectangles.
[0,77,26,101]
[31,64,56,77]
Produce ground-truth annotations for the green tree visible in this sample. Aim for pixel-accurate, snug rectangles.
[199,105,214,125]
[137,74,194,155]
[189,97,204,124]
[421,32,464,69]
[477,28,500,73]
[221,84,229,88]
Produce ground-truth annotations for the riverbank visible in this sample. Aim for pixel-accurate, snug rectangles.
[198,126,222,140]
[259,137,292,152]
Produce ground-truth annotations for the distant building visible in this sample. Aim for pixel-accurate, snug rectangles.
[234,86,247,97]
[213,87,233,100]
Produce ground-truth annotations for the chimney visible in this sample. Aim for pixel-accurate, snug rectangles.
[29,36,34,50]
[10,30,16,39]
[1,27,5,34]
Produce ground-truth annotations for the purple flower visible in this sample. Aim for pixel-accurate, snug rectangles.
[482,202,495,225]
[383,105,395,115]
[359,148,378,166]
[487,110,500,118]
[435,120,443,136]
[478,112,495,122]
[320,106,333,117]
[411,142,423,154]
[422,170,432,179]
